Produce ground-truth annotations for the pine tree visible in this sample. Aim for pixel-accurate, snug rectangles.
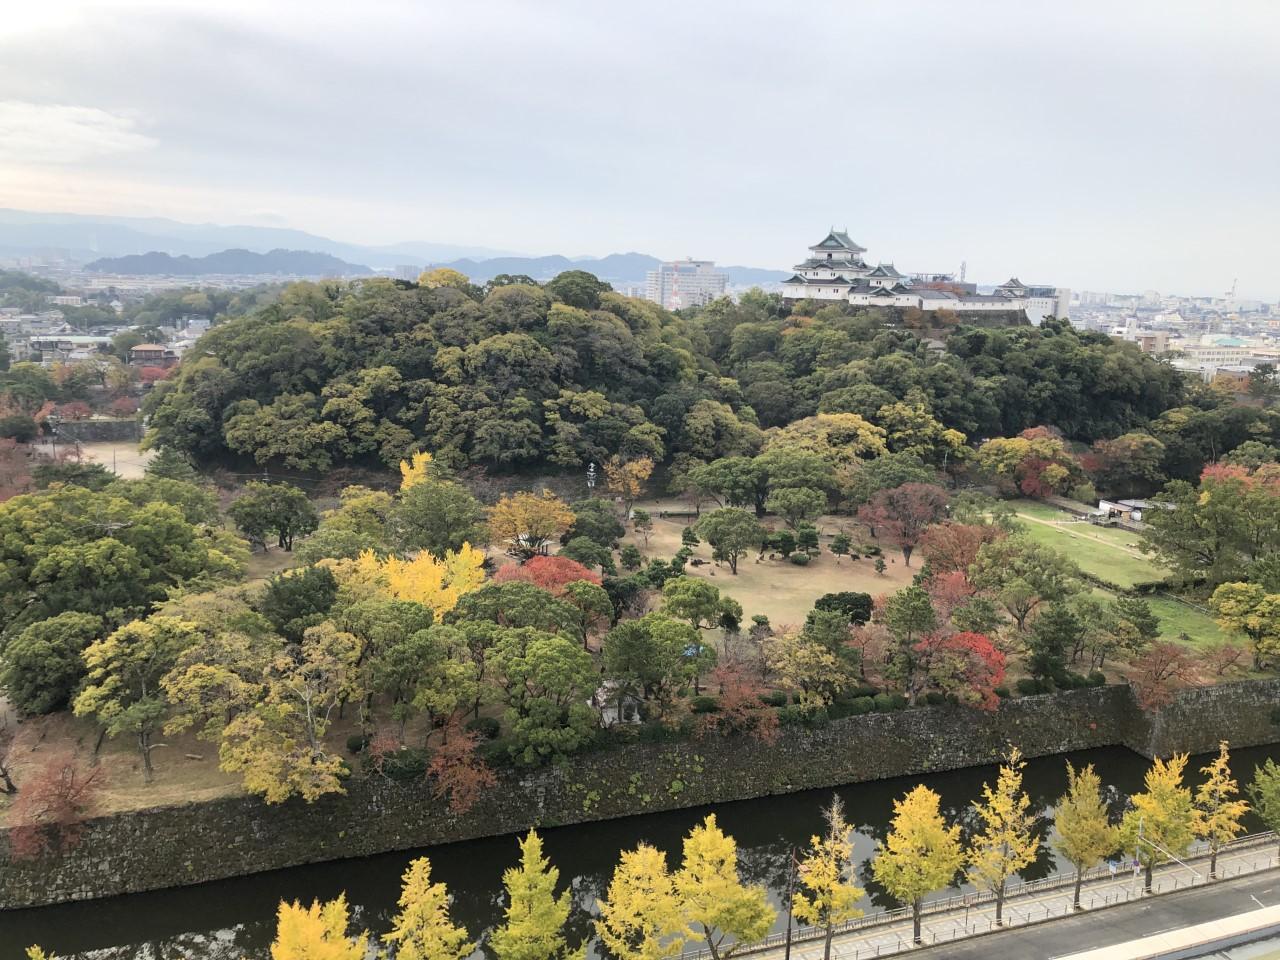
[871,785,963,944]
[1195,741,1249,879]
[383,857,474,960]
[596,842,686,960]
[1121,754,1197,893]
[1052,762,1118,909]
[792,795,864,960]
[270,895,369,960]
[490,830,583,960]
[966,748,1039,925]
[674,814,775,960]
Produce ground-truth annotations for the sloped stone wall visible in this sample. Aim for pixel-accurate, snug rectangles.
[2,680,1277,910]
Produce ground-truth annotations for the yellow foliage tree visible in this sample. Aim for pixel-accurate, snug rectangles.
[764,413,888,466]
[674,814,775,960]
[793,795,864,960]
[1121,753,1198,893]
[418,267,472,290]
[872,785,963,944]
[488,490,576,557]
[354,544,485,619]
[219,622,361,804]
[596,842,687,960]
[490,830,584,960]
[270,895,369,960]
[966,748,1039,925]
[1053,762,1119,909]
[400,450,437,490]
[604,455,654,515]
[383,857,474,960]
[1196,741,1249,878]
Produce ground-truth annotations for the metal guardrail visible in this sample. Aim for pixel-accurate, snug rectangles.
[670,831,1280,960]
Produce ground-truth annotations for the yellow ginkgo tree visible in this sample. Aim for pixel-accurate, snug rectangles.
[354,544,485,619]
[793,794,864,960]
[383,857,474,960]
[490,830,584,960]
[674,814,775,960]
[872,785,963,944]
[1195,741,1249,879]
[596,842,687,960]
[400,450,437,490]
[966,748,1039,926]
[269,895,369,960]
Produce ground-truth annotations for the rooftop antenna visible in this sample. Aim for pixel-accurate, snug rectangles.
[960,260,967,283]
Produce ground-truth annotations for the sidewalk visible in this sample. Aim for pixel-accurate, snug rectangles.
[723,833,1280,960]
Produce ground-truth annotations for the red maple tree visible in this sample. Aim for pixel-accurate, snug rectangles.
[697,662,780,745]
[914,631,1006,712]
[8,751,103,860]
[926,571,976,623]
[856,482,949,566]
[493,555,601,595]
[428,726,497,814]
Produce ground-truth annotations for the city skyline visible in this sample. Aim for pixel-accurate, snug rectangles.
[3,1,1279,299]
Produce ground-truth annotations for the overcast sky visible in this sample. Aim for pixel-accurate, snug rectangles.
[2,1,1278,297]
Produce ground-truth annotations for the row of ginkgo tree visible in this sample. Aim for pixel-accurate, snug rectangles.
[25,742,1273,960]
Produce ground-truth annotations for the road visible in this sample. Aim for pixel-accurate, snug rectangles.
[914,871,1280,959]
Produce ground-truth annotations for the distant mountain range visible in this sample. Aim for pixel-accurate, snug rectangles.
[86,248,372,277]
[0,208,515,265]
[1,208,789,286]
[425,253,787,287]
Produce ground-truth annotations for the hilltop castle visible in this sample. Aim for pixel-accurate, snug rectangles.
[781,230,1068,324]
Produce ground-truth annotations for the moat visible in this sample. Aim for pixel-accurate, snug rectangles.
[13,743,1280,960]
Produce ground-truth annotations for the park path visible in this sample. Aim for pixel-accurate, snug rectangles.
[690,833,1280,960]
[1014,510,1150,560]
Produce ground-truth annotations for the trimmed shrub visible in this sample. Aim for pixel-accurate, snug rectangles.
[691,695,720,714]
[346,734,370,754]
[994,685,1012,699]
[1087,671,1107,687]
[924,691,946,706]
[849,696,875,715]
[872,693,895,712]
[1015,677,1041,696]
[788,552,811,566]
[376,746,430,782]
[466,716,501,740]
[760,691,788,707]
[850,684,879,699]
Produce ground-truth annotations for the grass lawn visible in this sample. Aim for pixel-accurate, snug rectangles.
[1144,595,1231,649]
[1006,500,1167,589]
[1009,499,1075,522]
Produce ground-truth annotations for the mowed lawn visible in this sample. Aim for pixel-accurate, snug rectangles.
[1009,501,1167,589]
[1144,595,1231,649]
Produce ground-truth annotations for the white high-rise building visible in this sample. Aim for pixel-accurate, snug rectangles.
[645,259,728,311]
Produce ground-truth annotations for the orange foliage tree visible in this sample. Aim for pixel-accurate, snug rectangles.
[493,555,601,595]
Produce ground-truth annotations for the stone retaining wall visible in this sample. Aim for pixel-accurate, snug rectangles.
[2,680,1278,910]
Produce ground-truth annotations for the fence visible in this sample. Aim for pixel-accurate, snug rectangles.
[671,831,1280,960]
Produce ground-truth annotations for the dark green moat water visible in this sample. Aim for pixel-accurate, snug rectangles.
[11,743,1280,959]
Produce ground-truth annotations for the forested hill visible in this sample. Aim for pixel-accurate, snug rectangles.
[142,270,1228,479]
[86,248,373,277]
